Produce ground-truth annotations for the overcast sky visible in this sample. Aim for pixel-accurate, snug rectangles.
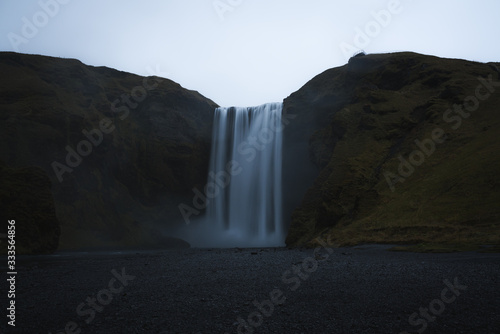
[1,0,499,106]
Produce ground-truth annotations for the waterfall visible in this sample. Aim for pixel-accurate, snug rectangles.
[189,102,285,247]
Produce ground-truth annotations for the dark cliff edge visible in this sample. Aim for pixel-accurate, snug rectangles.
[283,52,500,249]
[0,52,217,253]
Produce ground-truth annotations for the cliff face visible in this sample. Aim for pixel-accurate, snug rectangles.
[2,51,499,252]
[0,161,60,254]
[0,52,217,251]
[284,52,500,247]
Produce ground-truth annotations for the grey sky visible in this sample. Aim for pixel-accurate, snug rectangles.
[1,0,499,106]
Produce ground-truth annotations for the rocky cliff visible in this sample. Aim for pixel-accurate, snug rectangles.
[284,52,500,248]
[0,52,217,252]
[0,161,60,254]
[2,51,499,252]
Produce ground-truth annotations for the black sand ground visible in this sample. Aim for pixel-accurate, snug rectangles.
[0,245,498,334]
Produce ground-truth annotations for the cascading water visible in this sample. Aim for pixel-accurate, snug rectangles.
[184,102,285,248]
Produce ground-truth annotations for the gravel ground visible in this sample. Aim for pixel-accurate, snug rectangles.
[0,245,499,334]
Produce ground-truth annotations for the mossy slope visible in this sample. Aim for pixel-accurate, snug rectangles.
[284,52,500,249]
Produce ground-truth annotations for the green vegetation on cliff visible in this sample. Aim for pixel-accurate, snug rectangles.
[284,52,500,250]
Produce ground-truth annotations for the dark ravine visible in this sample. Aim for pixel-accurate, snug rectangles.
[1,51,499,253]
